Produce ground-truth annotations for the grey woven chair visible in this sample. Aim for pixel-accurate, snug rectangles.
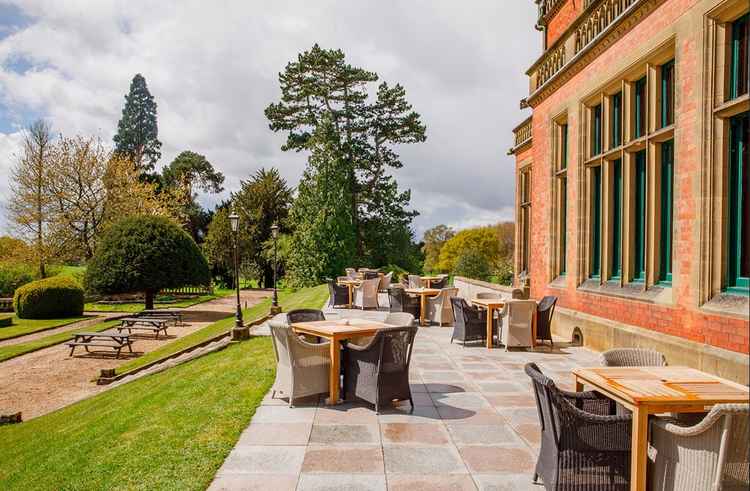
[286,309,325,323]
[426,287,458,326]
[378,272,393,293]
[343,325,418,413]
[601,347,667,367]
[408,274,422,288]
[385,312,415,326]
[387,285,420,317]
[525,362,631,490]
[511,288,526,299]
[325,279,349,308]
[499,299,536,350]
[450,297,492,345]
[536,296,557,347]
[476,292,502,299]
[431,276,448,289]
[649,404,749,491]
[269,321,331,407]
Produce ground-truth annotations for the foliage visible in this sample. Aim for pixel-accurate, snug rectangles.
[382,263,408,282]
[0,236,31,262]
[232,167,293,287]
[161,150,224,243]
[453,249,492,282]
[261,232,292,284]
[422,224,455,273]
[85,216,210,309]
[493,256,514,285]
[265,44,425,278]
[438,225,501,273]
[0,261,35,297]
[113,74,162,176]
[13,275,84,319]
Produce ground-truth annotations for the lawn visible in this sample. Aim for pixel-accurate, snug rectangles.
[84,288,234,313]
[114,284,328,375]
[0,315,90,342]
[0,319,120,363]
[0,336,275,491]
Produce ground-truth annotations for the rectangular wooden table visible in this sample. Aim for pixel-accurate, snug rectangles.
[419,276,441,288]
[572,366,750,491]
[336,279,362,308]
[405,288,441,326]
[290,319,393,404]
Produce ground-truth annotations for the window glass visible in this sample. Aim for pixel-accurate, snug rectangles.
[729,14,749,100]
[659,141,674,284]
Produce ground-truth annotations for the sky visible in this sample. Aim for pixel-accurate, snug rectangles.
[0,0,537,239]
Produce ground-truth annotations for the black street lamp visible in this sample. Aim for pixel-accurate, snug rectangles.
[270,223,281,314]
[229,210,247,339]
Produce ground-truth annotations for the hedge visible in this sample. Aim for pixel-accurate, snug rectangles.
[0,315,12,328]
[13,276,85,319]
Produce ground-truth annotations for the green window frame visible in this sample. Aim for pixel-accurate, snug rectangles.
[591,166,602,278]
[560,177,567,276]
[659,141,674,285]
[633,151,647,281]
[727,112,749,295]
[634,77,647,138]
[611,159,623,279]
[729,14,748,100]
[561,124,568,169]
[660,60,674,128]
[611,92,622,148]
[592,104,602,156]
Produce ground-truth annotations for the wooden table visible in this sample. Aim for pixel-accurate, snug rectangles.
[404,288,440,326]
[290,319,393,404]
[572,366,750,491]
[471,297,505,348]
[337,279,362,308]
[66,332,133,358]
[419,276,441,288]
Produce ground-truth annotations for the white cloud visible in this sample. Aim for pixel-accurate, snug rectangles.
[0,0,536,237]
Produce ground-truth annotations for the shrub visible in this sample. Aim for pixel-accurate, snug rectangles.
[13,276,84,319]
[382,264,409,282]
[438,226,501,272]
[0,262,36,297]
[0,315,12,327]
[492,257,514,286]
[453,249,492,282]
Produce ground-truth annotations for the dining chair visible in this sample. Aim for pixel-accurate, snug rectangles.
[535,296,557,346]
[426,287,458,326]
[449,297,491,345]
[387,285,420,318]
[408,274,422,288]
[384,312,415,326]
[499,299,536,350]
[353,277,380,309]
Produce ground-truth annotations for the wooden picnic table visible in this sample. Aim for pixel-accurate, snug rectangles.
[139,309,184,325]
[118,317,170,338]
[404,288,441,326]
[66,331,133,358]
[572,366,750,491]
[290,319,393,404]
[337,279,363,308]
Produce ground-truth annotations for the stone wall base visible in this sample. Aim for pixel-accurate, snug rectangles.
[552,307,750,385]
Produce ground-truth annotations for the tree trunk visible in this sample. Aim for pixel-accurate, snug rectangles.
[144,289,155,310]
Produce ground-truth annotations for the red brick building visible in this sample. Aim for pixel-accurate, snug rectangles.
[509,0,749,382]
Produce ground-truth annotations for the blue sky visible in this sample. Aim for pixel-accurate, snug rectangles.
[0,0,537,237]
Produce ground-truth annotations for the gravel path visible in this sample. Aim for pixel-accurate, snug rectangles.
[0,290,270,421]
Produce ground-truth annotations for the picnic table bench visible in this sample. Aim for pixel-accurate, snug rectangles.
[118,317,170,338]
[66,332,133,358]
[138,309,184,325]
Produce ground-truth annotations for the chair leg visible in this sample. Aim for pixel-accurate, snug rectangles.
[532,473,538,483]
[409,396,414,413]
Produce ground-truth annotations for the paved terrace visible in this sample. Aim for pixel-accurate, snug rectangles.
[211,302,602,491]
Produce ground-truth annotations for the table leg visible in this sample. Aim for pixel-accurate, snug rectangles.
[486,306,494,349]
[347,285,353,309]
[327,336,340,405]
[630,406,649,491]
[420,294,427,326]
[532,309,537,348]
[574,375,583,392]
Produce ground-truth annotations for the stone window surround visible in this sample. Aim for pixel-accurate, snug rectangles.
[516,161,533,280]
[549,112,570,282]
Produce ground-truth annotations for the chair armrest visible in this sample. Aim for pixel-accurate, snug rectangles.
[650,410,723,438]
[559,389,615,416]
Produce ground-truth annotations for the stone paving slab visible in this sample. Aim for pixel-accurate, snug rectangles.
[210,304,602,490]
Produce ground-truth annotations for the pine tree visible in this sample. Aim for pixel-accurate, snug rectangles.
[113,74,162,177]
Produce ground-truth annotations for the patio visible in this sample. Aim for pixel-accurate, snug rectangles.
[210,303,602,491]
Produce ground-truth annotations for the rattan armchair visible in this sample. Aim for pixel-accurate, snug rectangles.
[343,325,418,413]
[384,312,415,326]
[408,274,422,288]
[525,362,631,490]
[325,279,350,308]
[426,287,458,326]
[649,403,749,491]
[378,271,393,293]
[388,285,420,317]
[499,299,536,350]
[450,297,491,345]
[536,296,557,347]
[269,321,331,407]
[287,309,325,323]
[353,277,380,309]
[601,348,667,367]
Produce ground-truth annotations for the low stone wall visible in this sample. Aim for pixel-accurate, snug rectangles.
[453,276,513,300]
[552,306,750,385]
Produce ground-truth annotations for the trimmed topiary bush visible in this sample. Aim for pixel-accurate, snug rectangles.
[13,276,84,319]
[85,216,211,309]
[0,315,12,327]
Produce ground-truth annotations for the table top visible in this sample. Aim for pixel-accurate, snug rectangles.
[573,366,750,405]
[337,279,363,285]
[471,297,506,308]
[405,288,441,295]
[291,319,392,337]
[74,331,130,339]
[420,276,441,281]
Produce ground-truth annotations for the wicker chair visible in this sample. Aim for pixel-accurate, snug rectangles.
[450,297,492,345]
[426,288,458,326]
[385,312,415,326]
[388,285,420,318]
[499,299,536,350]
[476,292,502,299]
[353,277,380,309]
[536,296,557,347]
[345,268,357,279]
[378,272,393,293]
[601,348,667,367]
[286,309,325,323]
[325,279,350,308]
[363,271,379,280]
[649,403,749,491]
[408,274,422,288]
[343,325,418,413]
[269,321,331,407]
[511,288,526,299]
[525,362,631,490]
[431,276,448,289]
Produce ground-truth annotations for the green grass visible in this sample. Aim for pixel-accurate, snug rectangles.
[84,288,234,313]
[56,265,86,277]
[0,336,275,491]
[0,315,90,341]
[114,284,328,375]
[0,320,120,363]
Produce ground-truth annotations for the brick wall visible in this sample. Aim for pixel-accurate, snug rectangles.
[517,0,750,355]
[546,0,585,47]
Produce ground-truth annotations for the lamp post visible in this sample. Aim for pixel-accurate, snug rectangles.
[270,223,281,315]
[229,210,248,340]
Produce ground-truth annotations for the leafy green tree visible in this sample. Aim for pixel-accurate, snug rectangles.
[438,226,501,273]
[162,150,224,242]
[113,74,161,176]
[422,224,455,273]
[202,206,239,288]
[85,215,210,309]
[286,117,356,286]
[453,249,492,281]
[265,44,426,271]
[233,167,292,288]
